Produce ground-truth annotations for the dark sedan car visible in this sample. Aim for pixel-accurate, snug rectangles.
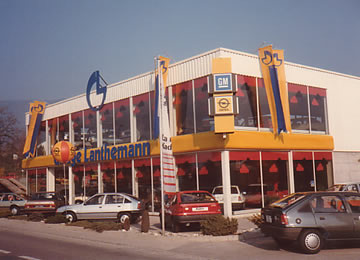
[260,191,360,254]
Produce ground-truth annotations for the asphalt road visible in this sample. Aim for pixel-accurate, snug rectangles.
[1,218,360,260]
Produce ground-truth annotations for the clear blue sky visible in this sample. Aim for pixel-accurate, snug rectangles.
[0,0,359,102]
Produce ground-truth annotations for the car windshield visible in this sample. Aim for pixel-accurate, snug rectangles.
[180,192,216,204]
[270,193,305,209]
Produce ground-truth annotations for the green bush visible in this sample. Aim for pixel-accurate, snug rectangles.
[27,213,45,222]
[45,214,68,224]
[68,220,128,233]
[200,215,238,236]
[248,213,263,228]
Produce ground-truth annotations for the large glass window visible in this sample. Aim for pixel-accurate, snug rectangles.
[100,103,114,146]
[288,83,309,131]
[150,87,169,139]
[101,162,115,193]
[262,152,289,206]
[198,152,222,193]
[28,169,36,194]
[48,118,57,151]
[114,99,131,144]
[174,81,194,135]
[55,166,69,202]
[133,94,150,141]
[37,121,46,156]
[116,161,132,194]
[314,152,333,191]
[71,111,84,150]
[152,157,161,211]
[309,87,327,132]
[194,77,212,133]
[73,165,85,200]
[293,152,314,192]
[235,75,258,128]
[37,168,46,192]
[84,109,97,149]
[59,115,69,142]
[135,158,151,203]
[84,163,98,197]
[175,154,197,191]
[230,151,261,208]
[257,78,272,129]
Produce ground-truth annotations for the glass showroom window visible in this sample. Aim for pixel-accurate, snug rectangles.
[230,151,260,208]
[71,111,84,150]
[257,78,272,129]
[84,164,98,197]
[293,152,314,192]
[100,103,114,146]
[288,83,309,131]
[314,152,333,191]
[116,161,132,194]
[133,93,150,142]
[58,115,69,142]
[73,165,85,200]
[152,157,161,211]
[235,75,258,128]
[309,87,327,132]
[175,154,197,191]
[135,158,151,202]
[173,81,194,135]
[101,162,115,193]
[36,121,46,156]
[37,168,46,192]
[262,152,289,206]
[48,118,57,151]
[28,169,36,194]
[84,109,97,149]
[114,99,130,145]
[198,152,222,193]
[55,166,69,201]
[194,77,213,133]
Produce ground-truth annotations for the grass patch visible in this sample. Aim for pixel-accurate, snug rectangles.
[45,214,68,224]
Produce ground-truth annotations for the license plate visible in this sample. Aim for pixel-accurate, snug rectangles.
[192,207,208,212]
[265,215,272,223]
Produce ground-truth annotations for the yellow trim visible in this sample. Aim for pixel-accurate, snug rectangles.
[22,132,334,169]
[212,58,232,74]
[214,115,234,133]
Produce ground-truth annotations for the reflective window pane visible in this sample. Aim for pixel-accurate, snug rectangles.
[101,162,115,193]
[309,87,327,132]
[114,99,130,144]
[133,94,150,141]
[293,152,314,192]
[258,78,272,129]
[116,161,132,194]
[235,75,258,128]
[174,81,194,135]
[288,83,309,131]
[198,152,222,193]
[71,111,83,150]
[84,109,97,149]
[194,77,212,132]
[314,152,333,191]
[100,103,114,146]
[176,154,196,191]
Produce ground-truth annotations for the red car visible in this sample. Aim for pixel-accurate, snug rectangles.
[161,190,221,232]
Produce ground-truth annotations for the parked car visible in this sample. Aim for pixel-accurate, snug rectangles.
[161,190,221,232]
[261,191,360,254]
[328,182,360,192]
[56,193,143,224]
[211,185,246,211]
[24,191,65,216]
[0,193,27,215]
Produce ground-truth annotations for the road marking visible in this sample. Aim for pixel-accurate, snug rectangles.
[19,256,41,260]
[0,249,10,254]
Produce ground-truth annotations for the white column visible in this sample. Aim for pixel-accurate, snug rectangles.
[221,151,232,218]
[288,151,295,194]
[68,166,74,204]
[47,168,55,191]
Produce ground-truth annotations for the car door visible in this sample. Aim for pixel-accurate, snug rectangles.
[102,194,124,219]
[344,195,360,238]
[77,194,105,219]
[311,195,353,239]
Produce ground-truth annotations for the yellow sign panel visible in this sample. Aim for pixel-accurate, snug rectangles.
[214,96,233,115]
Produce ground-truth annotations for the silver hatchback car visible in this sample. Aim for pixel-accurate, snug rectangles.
[261,191,360,254]
[56,193,143,223]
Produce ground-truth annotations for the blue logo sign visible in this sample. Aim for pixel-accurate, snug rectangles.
[214,74,232,92]
[261,51,282,67]
[86,71,107,111]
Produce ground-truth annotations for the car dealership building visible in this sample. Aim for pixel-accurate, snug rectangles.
[21,47,360,217]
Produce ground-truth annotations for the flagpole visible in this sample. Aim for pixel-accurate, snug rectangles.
[156,57,166,236]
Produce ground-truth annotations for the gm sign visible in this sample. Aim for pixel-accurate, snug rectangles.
[209,73,236,94]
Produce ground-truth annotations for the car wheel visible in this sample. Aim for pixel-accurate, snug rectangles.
[298,229,323,254]
[65,211,77,223]
[10,206,20,216]
[118,213,130,224]
[171,218,180,233]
